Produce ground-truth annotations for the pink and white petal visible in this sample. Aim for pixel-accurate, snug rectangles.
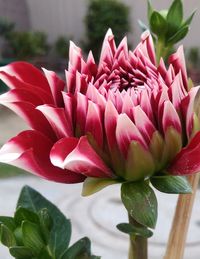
[0,62,50,91]
[0,71,53,103]
[76,92,88,135]
[65,70,76,93]
[85,101,103,148]
[37,105,73,139]
[133,106,156,144]
[162,101,182,133]
[42,68,65,106]
[50,136,113,178]
[116,113,147,158]
[168,46,188,90]
[86,83,106,110]
[0,100,56,140]
[168,131,200,175]
[181,86,200,138]
[0,130,84,183]
[69,41,82,72]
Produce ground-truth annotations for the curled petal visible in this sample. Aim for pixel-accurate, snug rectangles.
[50,136,113,178]
[168,131,200,175]
[0,130,84,183]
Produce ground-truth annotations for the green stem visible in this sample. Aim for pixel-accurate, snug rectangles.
[155,39,171,64]
[128,215,148,259]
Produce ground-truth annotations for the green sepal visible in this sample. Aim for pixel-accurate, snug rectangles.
[150,11,167,36]
[0,216,16,231]
[167,0,183,35]
[82,177,120,196]
[182,10,196,27]
[38,208,53,243]
[167,25,189,45]
[121,181,157,229]
[14,207,39,226]
[9,246,34,258]
[22,220,45,255]
[151,175,192,194]
[0,224,16,247]
[117,223,153,238]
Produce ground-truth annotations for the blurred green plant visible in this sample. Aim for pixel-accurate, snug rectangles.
[6,31,49,60]
[84,0,130,59]
[0,186,100,259]
[187,47,200,69]
[139,0,196,62]
[54,36,70,59]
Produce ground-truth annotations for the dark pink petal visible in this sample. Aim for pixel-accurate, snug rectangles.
[0,62,50,91]
[168,131,200,175]
[42,68,65,106]
[76,92,88,135]
[0,130,84,183]
[37,105,73,138]
[50,136,113,178]
[116,113,147,158]
[69,41,82,72]
[85,101,103,147]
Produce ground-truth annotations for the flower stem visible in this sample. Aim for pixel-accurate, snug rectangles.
[128,215,148,259]
[164,174,200,259]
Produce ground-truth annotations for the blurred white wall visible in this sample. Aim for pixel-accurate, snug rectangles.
[26,0,200,47]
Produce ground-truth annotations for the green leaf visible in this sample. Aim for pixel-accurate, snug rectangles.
[167,25,189,44]
[9,246,34,258]
[182,10,196,27]
[0,217,16,231]
[14,227,24,246]
[14,207,39,226]
[61,237,92,259]
[151,175,192,194]
[0,224,16,247]
[17,185,71,258]
[167,0,183,35]
[82,177,119,196]
[117,223,153,238]
[150,11,167,35]
[22,220,45,255]
[121,181,157,229]
[147,0,154,21]
[38,208,53,242]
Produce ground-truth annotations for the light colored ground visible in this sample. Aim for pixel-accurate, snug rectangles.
[0,109,200,259]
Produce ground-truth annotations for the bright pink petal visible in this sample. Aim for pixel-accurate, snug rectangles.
[37,105,73,138]
[76,92,88,135]
[50,136,113,178]
[42,68,65,106]
[168,131,200,175]
[0,130,84,183]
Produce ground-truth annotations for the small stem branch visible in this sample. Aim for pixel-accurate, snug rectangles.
[164,174,200,259]
[128,215,148,259]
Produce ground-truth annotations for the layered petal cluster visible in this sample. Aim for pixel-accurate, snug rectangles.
[0,29,200,183]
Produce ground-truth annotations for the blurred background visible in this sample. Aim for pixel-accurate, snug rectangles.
[0,0,200,258]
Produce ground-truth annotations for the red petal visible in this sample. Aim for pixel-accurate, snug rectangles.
[169,131,200,175]
[0,130,84,183]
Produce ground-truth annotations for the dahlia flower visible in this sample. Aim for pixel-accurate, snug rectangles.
[0,30,200,188]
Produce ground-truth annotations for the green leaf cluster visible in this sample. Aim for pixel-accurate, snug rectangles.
[0,186,100,259]
[141,0,196,62]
